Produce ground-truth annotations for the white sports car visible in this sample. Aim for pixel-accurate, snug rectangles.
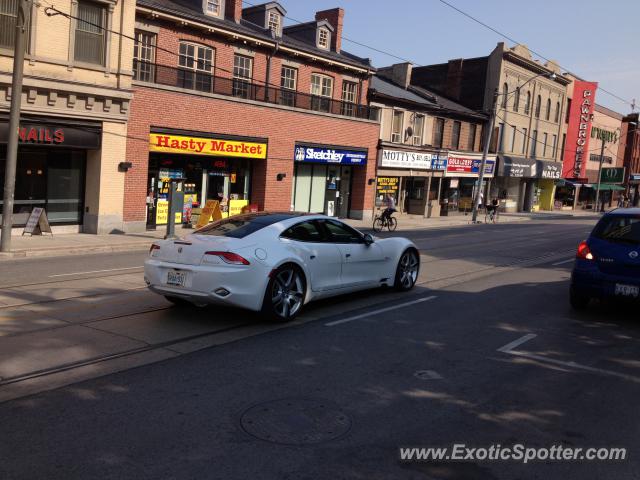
[144,213,420,321]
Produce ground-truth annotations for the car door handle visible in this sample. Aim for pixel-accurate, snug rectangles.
[310,255,316,259]
[345,253,351,258]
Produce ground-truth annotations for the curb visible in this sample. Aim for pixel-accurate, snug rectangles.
[0,242,152,261]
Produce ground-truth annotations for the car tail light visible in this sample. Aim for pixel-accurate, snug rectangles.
[576,241,594,260]
[205,251,250,265]
[149,244,161,254]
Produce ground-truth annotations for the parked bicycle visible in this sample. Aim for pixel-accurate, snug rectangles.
[373,209,398,232]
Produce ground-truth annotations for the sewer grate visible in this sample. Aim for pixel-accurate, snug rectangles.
[240,397,351,445]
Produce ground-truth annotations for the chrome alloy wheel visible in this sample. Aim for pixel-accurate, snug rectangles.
[398,250,419,289]
[271,267,305,319]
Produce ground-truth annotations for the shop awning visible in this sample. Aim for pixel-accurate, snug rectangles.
[585,183,625,191]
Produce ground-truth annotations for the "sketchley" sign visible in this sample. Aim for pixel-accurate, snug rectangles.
[150,133,268,159]
[294,144,368,165]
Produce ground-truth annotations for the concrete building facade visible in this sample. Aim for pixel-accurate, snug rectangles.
[0,0,134,234]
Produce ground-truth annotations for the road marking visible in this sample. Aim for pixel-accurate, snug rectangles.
[325,295,437,327]
[49,266,143,278]
[497,333,537,353]
[498,334,640,384]
[551,258,575,266]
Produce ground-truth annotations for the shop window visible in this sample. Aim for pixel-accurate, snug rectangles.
[391,111,403,143]
[74,0,107,65]
[409,178,425,200]
[433,117,445,148]
[524,91,531,114]
[501,83,508,108]
[535,95,541,118]
[0,0,30,51]
[310,73,333,112]
[233,54,253,99]
[467,123,477,151]
[451,121,461,149]
[133,30,156,82]
[178,42,214,92]
[280,66,297,107]
[413,114,424,146]
[513,88,520,112]
[341,81,358,117]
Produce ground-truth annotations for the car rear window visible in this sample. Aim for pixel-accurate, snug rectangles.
[194,213,300,238]
[592,215,640,244]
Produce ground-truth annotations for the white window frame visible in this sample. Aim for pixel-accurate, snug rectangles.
[310,73,333,112]
[268,10,280,35]
[73,0,108,66]
[412,114,424,146]
[206,0,220,15]
[280,65,297,106]
[233,54,253,98]
[391,110,404,143]
[178,41,214,92]
[341,81,358,116]
[318,27,330,49]
[133,30,156,82]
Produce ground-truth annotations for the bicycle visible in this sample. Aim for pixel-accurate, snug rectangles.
[373,209,398,232]
[484,205,500,224]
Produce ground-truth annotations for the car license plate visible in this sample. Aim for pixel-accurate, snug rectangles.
[615,284,639,298]
[166,270,186,287]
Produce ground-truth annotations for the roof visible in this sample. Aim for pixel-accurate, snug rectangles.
[606,208,640,216]
[370,76,487,120]
[137,0,373,70]
[595,103,624,120]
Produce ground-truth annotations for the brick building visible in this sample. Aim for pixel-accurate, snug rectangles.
[369,63,488,217]
[124,0,379,232]
[621,112,640,205]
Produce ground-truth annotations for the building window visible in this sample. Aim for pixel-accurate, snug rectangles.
[178,42,213,92]
[501,83,508,108]
[521,128,527,154]
[391,110,403,143]
[0,0,30,51]
[552,134,558,158]
[413,114,424,145]
[133,30,156,82]
[497,122,504,152]
[280,66,297,107]
[531,129,538,157]
[451,121,461,149]
[310,73,333,112]
[543,132,548,157]
[206,0,220,15]
[74,0,106,65]
[268,10,280,35]
[433,117,445,148]
[341,81,358,116]
[468,123,477,150]
[510,125,517,152]
[233,54,253,98]
[555,101,560,123]
[535,95,541,118]
[513,88,520,112]
[560,133,566,161]
[318,27,329,49]
[545,98,551,121]
[524,91,531,114]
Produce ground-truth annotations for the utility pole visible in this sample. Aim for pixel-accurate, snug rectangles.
[594,140,606,213]
[471,89,498,223]
[1,0,28,252]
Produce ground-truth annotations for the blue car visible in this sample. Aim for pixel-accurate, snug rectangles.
[570,208,640,309]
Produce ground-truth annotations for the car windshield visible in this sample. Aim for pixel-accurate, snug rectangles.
[193,213,304,238]
[592,215,640,244]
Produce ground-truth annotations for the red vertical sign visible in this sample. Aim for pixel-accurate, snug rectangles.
[562,80,598,179]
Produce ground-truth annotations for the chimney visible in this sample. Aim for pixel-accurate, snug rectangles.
[225,0,242,23]
[378,63,413,90]
[445,59,464,101]
[315,8,344,52]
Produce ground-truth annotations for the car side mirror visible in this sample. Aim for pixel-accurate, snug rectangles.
[363,233,374,246]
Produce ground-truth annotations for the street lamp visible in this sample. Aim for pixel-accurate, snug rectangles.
[471,71,557,223]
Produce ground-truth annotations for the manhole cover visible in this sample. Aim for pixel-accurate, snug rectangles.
[240,397,351,445]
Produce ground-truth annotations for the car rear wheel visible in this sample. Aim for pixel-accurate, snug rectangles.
[569,287,590,310]
[395,249,419,291]
[263,264,307,322]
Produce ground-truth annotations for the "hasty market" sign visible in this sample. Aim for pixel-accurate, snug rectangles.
[150,133,268,159]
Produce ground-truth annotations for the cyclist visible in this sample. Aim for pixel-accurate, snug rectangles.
[381,194,397,222]
[486,197,499,223]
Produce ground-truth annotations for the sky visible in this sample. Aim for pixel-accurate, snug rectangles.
[280,0,640,114]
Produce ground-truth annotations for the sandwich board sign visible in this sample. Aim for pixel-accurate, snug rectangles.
[195,200,222,228]
[22,207,53,236]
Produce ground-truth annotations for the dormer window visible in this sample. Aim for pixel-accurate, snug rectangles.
[268,11,280,35]
[318,28,329,49]
[206,0,220,16]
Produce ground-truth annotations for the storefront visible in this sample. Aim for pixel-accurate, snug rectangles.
[495,156,562,212]
[146,128,267,228]
[443,152,496,214]
[0,116,101,228]
[291,143,368,218]
[375,146,447,217]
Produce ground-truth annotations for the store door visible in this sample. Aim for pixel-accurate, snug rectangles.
[146,169,158,229]
[325,166,352,218]
[14,152,47,225]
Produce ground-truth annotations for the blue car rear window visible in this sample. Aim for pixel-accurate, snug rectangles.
[592,215,640,244]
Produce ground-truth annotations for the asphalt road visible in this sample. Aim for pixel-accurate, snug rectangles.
[2,217,639,479]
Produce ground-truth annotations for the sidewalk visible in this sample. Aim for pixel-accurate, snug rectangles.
[0,209,599,260]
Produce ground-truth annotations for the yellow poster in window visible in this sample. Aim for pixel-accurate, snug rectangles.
[229,199,249,217]
[155,200,182,225]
